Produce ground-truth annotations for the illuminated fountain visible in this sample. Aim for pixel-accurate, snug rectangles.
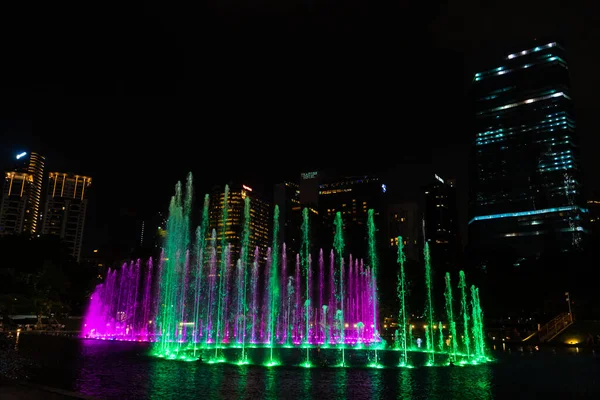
[82,173,491,368]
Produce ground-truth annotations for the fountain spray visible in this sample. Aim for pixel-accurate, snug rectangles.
[444,272,458,361]
[367,209,381,367]
[192,194,210,357]
[214,185,229,360]
[301,208,311,367]
[238,196,251,363]
[267,206,280,366]
[423,242,435,365]
[458,270,471,359]
[333,212,345,366]
[397,236,409,366]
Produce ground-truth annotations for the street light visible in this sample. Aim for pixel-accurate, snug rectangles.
[565,292,573,322]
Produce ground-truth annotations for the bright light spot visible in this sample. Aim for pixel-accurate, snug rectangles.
[16,152,27,159]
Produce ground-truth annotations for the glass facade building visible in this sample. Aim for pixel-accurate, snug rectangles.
[469,41,588,258]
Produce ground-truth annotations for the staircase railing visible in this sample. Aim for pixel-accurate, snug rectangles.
[538,312,573,343]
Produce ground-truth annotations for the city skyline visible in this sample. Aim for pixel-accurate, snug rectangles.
[3,2,600,258]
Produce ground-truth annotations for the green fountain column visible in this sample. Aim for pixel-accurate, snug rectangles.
[192,194,210,357]
[333,212,345,366]
[214,185,229,361]
[423,242,435,366]
[444,272,458,361]
[458,271,471,359]
[266,205,280,366]
[396,236,409,367]
[238,196,251,364]
[366,209,381,367]
[301,208,312,367]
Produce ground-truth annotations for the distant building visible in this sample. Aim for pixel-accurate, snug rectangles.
[387,202,420,261]
[208,183,271,263]
[423,175,459,270]
[0,151,45,235]
[470,41,587,259]
[588,199,600,240]
[274,181,302,255]
[41,172,92,261]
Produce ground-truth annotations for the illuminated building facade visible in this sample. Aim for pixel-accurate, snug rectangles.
[208,184,271,264]
[424,175,458,270]
[318,175,386,258]
[0,151,45,235]
[469,41,588,258]
[42,172,92,261]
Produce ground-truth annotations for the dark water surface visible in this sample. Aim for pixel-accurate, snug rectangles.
[14,335,600,399]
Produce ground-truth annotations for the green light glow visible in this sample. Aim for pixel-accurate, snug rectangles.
[367,209,379,365]
[333,212,345,366]
[423,243,435,365]
[458,271,471,359]
[444,272,458,361]
[396,236,409,367]
[268,206,280,364]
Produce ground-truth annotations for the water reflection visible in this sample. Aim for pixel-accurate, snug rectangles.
[14,338,600,400]
[398,368,413,399]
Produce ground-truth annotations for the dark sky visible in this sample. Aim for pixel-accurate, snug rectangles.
[2,1,599,254]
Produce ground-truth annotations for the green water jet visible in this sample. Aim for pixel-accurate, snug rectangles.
[268,206,280,364]
[239,196,251,363]
[214,185,229,360]
[301,208,311,366]
[423,242,435,365]
[192,194,210,357]
[367,209,381,367]
[396,236,409,367]
[333,212,345,366]
[458,271,471,358]
[444,272,458,361]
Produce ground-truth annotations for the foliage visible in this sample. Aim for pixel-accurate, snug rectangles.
[0,234,97,317]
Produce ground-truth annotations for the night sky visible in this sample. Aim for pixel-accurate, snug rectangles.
[2,1,599,254]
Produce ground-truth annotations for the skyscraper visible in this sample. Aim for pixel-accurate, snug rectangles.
[469,41,588,259]
[0,151,45,235]
[208,183,271,263]
[274,181,302,255]
[42,172,92,261]
[423,175,458,270]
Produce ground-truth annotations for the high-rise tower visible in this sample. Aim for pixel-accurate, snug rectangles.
[208,183,271,263]
[42,172,92,261]
[0,151,45,235]
[469,41,588,258]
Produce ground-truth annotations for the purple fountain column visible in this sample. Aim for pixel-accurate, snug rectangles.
[318,249,324,343]
[294,254,301,344]
[307,254,313,343]
[206,247,217,343]
[280,243,287,344]
[142,258,153,339]
[262,248,272,343]
[250,247,259,343]
[347,255,353,340]
[222,245,232,343]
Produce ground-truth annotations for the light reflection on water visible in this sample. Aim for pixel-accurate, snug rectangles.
[14,337,600,400]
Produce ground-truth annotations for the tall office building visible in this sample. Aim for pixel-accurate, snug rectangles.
[0,151,45,235]
[317,174,387,258]
[469,41,588,259]
[208,183,271,264]
[42,172,92,261]
[424,175,459,270]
